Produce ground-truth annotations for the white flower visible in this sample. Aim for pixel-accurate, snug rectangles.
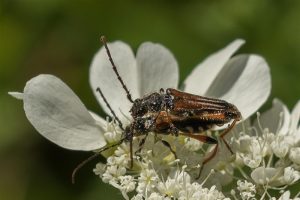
[157,169,191,198]
[239,137,263,168]
[90,39,270,125]
[131,194,143,200]
[179,183,224,200]
[147,192,169,200]
[9,39,271,153]
[136,168,159,194]
[133,166,228,199]
[10,39,273,199]
[184,138,202,152]
[183,40,270,123]
[114,144,131,166]
[157,178,180,198]
[251,166,281,185]
[271,135,290,158]
[103,119,123,143]
[278,191,292,200]
[93,162,106,177]
[273,191,300,200]
[102,165,126,183]
[90,40,271,128]
[9,75,107,151]
[232,99,300,191]
[254,99,300,140]
[236,180,256,200]
[282,167,300,185]
[192,185,227,200]
[289,147,300,165]
[119,175,136,193]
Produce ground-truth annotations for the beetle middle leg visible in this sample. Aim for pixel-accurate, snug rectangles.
[160,139,178,159]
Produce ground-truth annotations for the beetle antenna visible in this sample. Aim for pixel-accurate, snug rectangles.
[72,139,125,184]
[96,87,124,130]
[100,36,134,103]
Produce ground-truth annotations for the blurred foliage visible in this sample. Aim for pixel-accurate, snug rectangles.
[0,0,299,199]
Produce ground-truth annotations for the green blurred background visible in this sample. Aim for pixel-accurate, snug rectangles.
[1,0,300,199]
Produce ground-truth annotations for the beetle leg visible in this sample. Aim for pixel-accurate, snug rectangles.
[130,138,133,168]
[197,143,219,179]
[180,133,218,179]
[157,109,180,136]
[219,119,238,154]
[181,133,217,144]
[161,139,178,159]
[160,88,165,94]
[135,134,148,156]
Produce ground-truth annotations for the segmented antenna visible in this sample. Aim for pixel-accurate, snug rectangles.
[96,87,124,130]
[72,139,125,184]
[100,36,134,103]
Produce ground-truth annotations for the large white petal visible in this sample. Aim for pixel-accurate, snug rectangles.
[290,100,300,133]
[278,191,291,200]
[205,55,271,120]
[136,42,179,96]
[254,99,290,135]
[90,41,138,120]
[89,111,107,127]
[184,39,245,95]
[8,91,24,100]
[23,74,106,151]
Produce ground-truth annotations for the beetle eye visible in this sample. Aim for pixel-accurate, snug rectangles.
[226,112,236,119]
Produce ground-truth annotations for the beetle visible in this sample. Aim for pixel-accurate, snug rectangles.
[72,36,242,183]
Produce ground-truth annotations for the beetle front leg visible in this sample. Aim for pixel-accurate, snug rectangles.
[134,134,148,156]
[168,123,179,136]
[129,138,133,168]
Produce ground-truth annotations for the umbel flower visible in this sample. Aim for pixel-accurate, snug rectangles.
[233,99,300,170]
[10,39,274,199]
[231,99,300,199]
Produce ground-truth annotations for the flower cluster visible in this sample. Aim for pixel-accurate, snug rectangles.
[229,99,300,199]
[10,38,300,199]
[94,151,228,200]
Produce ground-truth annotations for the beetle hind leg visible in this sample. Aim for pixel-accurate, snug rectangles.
[197,143,219,179]
[219,119,238,155]
[181,133,218,179]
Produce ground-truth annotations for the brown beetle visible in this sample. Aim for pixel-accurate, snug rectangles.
[72,36,242,183]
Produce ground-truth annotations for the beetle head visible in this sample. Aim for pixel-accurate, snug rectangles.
[225,103,242,121]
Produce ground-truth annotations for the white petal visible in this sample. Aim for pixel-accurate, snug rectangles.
[89,41,138,120]
[254,99,290,135]
[136,42,179,96]
[207,55,271,120]
[184,39,245,95]
[89,111,107,127]
[279,191,291,200]
[290,100,300,133]
[8,91,24,100]
[251,167,278,185]
[230,119,252,138]
[23,74,106,151]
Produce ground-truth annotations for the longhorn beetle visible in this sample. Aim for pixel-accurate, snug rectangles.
[72,36,242,183]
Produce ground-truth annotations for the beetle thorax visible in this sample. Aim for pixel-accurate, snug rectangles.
[130,92,164,118]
